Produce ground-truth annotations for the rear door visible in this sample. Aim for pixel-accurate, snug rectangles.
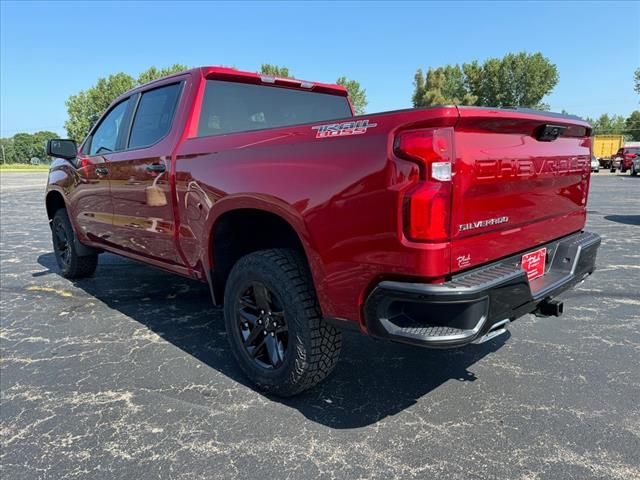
[449,108,592,273]
[106,80,185,265]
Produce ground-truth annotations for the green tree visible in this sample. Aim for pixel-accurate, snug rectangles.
[32,131,59,160]
[12,133,35,163]
[336,76,368,115]
[412,69,426,107]
[65,65,188,142]
[413,66,477,106]
[65,72,135,142]
[589,114,626,135]
[635,68,640,95]
[137,64,188,85]
[0,131,57,163]
[625,110,640,141]
[412,52,558,109]
[259,64,291,77]
[0,137,17,163]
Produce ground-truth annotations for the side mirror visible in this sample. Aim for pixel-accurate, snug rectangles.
[46,139,77,160]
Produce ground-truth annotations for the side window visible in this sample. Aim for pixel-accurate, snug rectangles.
[128,83,182,149]
[89,99,130,156]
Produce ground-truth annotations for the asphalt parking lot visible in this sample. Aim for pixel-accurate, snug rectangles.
[1,171,639,480]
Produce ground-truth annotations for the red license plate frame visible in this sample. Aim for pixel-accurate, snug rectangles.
[521,247,547,281]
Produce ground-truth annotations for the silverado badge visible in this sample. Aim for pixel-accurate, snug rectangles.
[459,216,509,232]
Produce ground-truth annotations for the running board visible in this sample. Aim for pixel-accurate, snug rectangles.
[472,319,510,344]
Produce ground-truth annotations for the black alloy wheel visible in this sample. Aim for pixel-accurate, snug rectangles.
[53,220,72,269]
[236,282,288,369]
[223,249,342,397]
[50,209,98,279]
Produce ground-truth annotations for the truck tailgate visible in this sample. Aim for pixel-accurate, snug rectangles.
[450,108,592,273]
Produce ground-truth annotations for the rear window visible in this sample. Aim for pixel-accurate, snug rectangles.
[129,83,182,149]
[626,148,640,154]
[197,80,351,137]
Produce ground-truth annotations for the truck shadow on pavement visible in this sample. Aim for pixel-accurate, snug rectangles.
[604,214,640,226]
[37,252,509,429]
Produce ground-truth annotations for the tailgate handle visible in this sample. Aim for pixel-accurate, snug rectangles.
[536,124,566,142]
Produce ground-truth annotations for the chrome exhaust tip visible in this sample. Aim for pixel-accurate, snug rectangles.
[472,319,510,344]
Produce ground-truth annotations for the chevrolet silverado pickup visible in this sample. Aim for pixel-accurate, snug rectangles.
[45,66,601,396]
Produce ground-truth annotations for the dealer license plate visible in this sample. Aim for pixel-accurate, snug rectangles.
[521,248,546,281]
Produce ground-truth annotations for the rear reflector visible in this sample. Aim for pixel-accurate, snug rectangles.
[395,128,453,242]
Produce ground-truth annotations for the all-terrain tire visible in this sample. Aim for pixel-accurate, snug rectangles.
[51,209,98,279]
[223,248,342,397]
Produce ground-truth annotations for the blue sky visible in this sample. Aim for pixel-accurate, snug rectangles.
[1,0,638,137]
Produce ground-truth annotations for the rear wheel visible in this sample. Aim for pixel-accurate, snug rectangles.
[224,249,342,397]
[51,209,98,279]
[632,164,638,176]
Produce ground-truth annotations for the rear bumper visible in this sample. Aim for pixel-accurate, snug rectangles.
[364,231,600,348]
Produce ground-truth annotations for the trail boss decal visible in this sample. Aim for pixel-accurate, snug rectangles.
[312,119,377,138]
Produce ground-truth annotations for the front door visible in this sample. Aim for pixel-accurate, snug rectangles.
[71,97,132,245]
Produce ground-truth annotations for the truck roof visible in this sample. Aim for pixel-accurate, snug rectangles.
[135,66,348,97]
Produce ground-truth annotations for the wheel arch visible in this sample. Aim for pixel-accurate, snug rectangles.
[204,198,325,308]
[45,189,67,223]
[46,188,100,257]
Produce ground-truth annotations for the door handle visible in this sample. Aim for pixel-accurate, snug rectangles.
[95,167,109,176]
[146,163,166,173]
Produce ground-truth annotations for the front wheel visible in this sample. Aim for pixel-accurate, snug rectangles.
[223,249,342,397]
[51,209,98,279]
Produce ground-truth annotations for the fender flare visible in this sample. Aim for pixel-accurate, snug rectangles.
[202,194,328,306]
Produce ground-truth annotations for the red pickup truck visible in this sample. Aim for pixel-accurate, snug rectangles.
[614,146,640,173]
[46,66,600,396]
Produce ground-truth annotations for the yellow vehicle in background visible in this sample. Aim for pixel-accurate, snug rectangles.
[593,135,625,170]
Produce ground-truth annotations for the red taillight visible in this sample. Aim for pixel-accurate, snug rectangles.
[394,128,453,242]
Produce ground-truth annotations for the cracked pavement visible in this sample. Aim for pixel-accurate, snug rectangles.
[1,172,639,479]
